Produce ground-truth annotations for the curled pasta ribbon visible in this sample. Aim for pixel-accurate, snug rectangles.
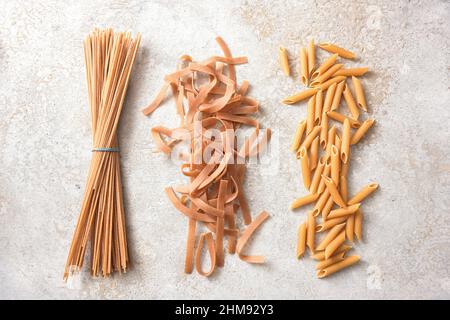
[195,232,216,277]
[236,211,270,263]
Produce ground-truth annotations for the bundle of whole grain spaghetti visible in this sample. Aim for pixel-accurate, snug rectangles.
[280,40,378,278]
[64,29,141,280]
[143,37,271,276]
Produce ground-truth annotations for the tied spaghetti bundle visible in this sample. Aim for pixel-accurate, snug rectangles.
[64,29,141,280]
[143,37,271,276]
[280,40,378,278]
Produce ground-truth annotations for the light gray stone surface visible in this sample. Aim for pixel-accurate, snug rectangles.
[1,0,449,299]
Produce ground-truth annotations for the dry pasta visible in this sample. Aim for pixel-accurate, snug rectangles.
[279,46,291,76]
[318,43,356,60]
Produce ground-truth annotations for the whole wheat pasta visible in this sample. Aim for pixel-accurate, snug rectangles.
[321,196,335,221]
[317,255,360,278]
[308,39,315,76]
[322,175,347,208]
[315,216,347,232]
[354,209,363,240]
[299,125,322,152]
[346,215,355,242]
[312,53,338,79]
[316,223,346,251]
[310,137,320,171]
[310,63,343,87]
[315,75,346,91]
[327,111,361,128]
[315,252,345,270]
[314,90,323,125]
[348,183,379,205]
[291,193,320,210]
[334,67,369,77]
[300,47,309,85]
[297,222,308,258]
[327,203,361,219]
[343,84,360,120]
[325,230,346,259]
[330,145,340,185]
[352,76,367,111]
[310,157,326,194]
[299,147,311,189]
[64,29,141,280]
[318,43,356,60]
[319,112,329,149]
[331,80,346,111]
[279,46,291,76]
[282,88,319,104]
[351,119,375,145]
[312,244,352,260]
[307,211,316,254]
[290,120,307,152]
[144,37,271,276]
[306,95,316,134]
[322,82,337,115]
[341,118,351,163]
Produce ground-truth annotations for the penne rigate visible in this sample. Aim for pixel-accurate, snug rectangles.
[318,43,356,60]
[343,83,360,120]
[350,119,375,145]
[334,67,369,77]
[317,255,360,278]
[352,76,367,111]
[312,53,338,79]
[348,183,379,205]
[308,39,315,76]
[297,222,307,258]
[279,46,291,76]
[331,80,346,111]
[306,95,316,134]
[300,47,309,85]
[282,88,319,104]
[340,118,351,163]
[290,120,307,152]
[314,90,323,125]
[299,147,311,189]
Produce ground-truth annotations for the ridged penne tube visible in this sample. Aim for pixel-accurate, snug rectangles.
[317,161,331,194]
[312,53,338,79]
[306,95,316,134]
[331,145,340,185]
[327,203,361,219]
[341,161,349,178]
[352,76,367,111]
[314,90,323,125]
[313,189,330,216]
[325,230,346,259]
[334,67,369,77]
[322,82,336,115]
[331,80,345,111]
[310,64,343,87]
[299,125,321,151]
[300,47,309,85]
[315,76,346,91]
[297,222,307,258]
[343,84,360,120]
[346,214,355,242]
[312,244,351,260]
[319,43,356,60]
[321,196,334,221]
[351,119,375,145]
[315,252,345,270]
[340,175,348,202]
[299,147,311,189]
[322,175,346,208]
[310,157,325,194]
[316,216,347,233]
[307,211,315,254]
[308,39,315,76]
[290,193,320,210]
[316,223,346,251]
[354,209,363,240]
[319,112,329,149]
[348,183,379,205]
[341,118,351,163]
[334,133,341,152]
[310,137,319,171]
[327,111,361,128]
[317,255,360,278]
[279,47,290,76]
[282,88,319,104]
[290,120,307,152]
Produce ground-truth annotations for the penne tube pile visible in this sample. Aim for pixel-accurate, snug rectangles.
[280,40,378,278]
[143,37,271,277]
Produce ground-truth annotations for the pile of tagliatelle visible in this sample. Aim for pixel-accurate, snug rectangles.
[279,40,379,278]
[142,37,272,276]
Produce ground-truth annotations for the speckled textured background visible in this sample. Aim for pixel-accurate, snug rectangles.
[1,0,449,299]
